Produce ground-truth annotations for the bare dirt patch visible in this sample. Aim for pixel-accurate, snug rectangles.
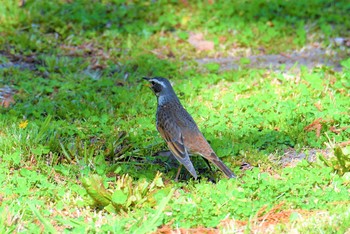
[197,47,344,72]
[196,41,349,72]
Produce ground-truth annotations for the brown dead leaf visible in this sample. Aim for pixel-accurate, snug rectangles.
[338,140,350,147]
[305,118,346,139]
[179,0,189,6]
[314,102,323,111]
[188,33,214,52]
[156,225,218,234]
[219,204,318,233]
[219,36,227,43]
[304,118,325,138]
[90,62,106,70]
[345,38,350,47]
[280,52,291,58]
[0,95,15,108]
[151,46,175,59]
[60,43,110,70]
[1,51,37,64]
[266,21,274,27]
[0,86,16,108]
[329,126,346,134]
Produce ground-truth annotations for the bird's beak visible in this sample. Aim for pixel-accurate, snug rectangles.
[142,77,153,88]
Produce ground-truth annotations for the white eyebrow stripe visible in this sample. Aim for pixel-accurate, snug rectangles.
[150,79,167,88]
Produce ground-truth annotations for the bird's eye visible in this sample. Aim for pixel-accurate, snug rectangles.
[151,81,155,85]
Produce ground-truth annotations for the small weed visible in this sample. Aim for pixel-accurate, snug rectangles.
[320,146,350,175]
[82,172,169,213]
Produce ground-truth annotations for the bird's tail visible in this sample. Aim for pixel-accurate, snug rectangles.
[212,158,236,179]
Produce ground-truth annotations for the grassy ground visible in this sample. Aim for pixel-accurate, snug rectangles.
[0,0,349,233]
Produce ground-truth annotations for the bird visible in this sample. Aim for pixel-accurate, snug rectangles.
[143,76,236,180]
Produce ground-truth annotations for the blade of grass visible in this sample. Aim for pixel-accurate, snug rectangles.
[59,141,73,163]
[133,188,174,234]
[34,115,52,143]
[29,203,57,234]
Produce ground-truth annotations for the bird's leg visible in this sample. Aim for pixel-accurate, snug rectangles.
[202,157,212,171]
[175,164,183,182]
[201,157,217,182]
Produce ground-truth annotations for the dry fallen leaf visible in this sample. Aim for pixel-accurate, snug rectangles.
[304,118,325,138]
[329,125,349,134]
[338,140,350,147]
[314,101,323,111]
[188,32,214,52]
[0,86,16,108]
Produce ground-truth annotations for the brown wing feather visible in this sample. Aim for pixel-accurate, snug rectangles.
[157,123,198,179]
[170,105,236,179]
[157,125,185,159]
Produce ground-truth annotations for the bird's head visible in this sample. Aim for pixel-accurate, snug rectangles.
[143,77,174,98]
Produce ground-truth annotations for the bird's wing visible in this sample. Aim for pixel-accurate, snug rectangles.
[171,105,236,179]
[157,122,197,179]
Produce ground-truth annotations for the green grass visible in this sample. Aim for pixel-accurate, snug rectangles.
[0,0,350,233]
